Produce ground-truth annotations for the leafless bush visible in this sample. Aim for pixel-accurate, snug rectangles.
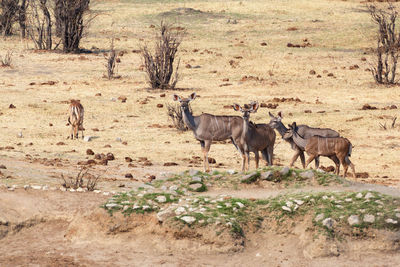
[0,0,20,36]
[61,169,100,191]
[104,38,119,79]
[166,103,190,131]
[26,0,53,50]
[54,0,90,53]
[0,50,12,67]
[141,21,182,89]
[379,116,397,130]
[368,4,400,84]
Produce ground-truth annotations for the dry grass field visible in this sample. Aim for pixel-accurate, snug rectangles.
[1,0,400,265]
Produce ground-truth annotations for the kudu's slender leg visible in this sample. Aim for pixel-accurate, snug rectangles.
[254,151,259,169]
[305,155,316,169]
[267,146,273,166]
[290,149,301,167]
[314,156,320,169]
[200,140,212,172]
[245,152,250,171]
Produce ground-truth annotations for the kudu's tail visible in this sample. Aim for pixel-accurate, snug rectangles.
[345,143,352,165]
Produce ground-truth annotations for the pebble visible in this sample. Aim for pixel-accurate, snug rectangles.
[356,192,363,199]
[180,216,196,224]
[83,136,93,142]
[363,214,375,223]
[348,215,360,226]
[32,185,42,190]
[236,202,245,208]
[385,218,398,224]
[175,206,186,215]
[364,192,374,199]
[294,199,304,205]
[315,213,324,222]
[191,176,202,182]
[282,206,291,212]
[261,171,273,180]
[227,169,236,175]
[156,195,167,203]
[300,170,314,179]
[280,166,290,176]
[322,218,334,229]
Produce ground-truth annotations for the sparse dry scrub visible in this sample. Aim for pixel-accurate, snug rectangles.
[54,0,90,53]
[141,21,182,89]
[61,168,100,191]
[26,0,54,50]
[368,4,400,84]
[166,103,189,131]
[0,0,20,36]
[0,50,12,67]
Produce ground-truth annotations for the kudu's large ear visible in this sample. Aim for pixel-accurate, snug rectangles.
[232,103,241,111]
[269,111,275,118]
[277,111,283,118]
[189,92,197,101]
[292,122,297,129]
[172,94,181,102]
[249,101,259,113]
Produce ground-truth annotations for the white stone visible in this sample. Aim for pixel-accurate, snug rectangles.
[199,208,206,212]
[191,176,202,182]
[363,214,375,223]
[322,218,334,229]
[282,206,291,212]
[294,199,304,206]
[261,171,273,180]
[123,206,129,211]
[32,185,42,190]
[217,205,222,209]
[133,205,140,210]
[385,218,398,224]
[227,169,236,175]
[69,188,76,192]
[345,198,352,202]
[175,206,186,215]
[364,192,374,199]
[322,195,328,200]
[256,253,261,257]
[300,170,314,179]
[395,213,400,218]
[115,137,122,142]
[180,216,196,224]
[156,195,167,203]
[169,185,178,191]
[59,187,67,192]
[8,187,14,191]
[76,187,84,192]
[142,205,150,210]
[189,183,203,191]
[348,215,360,226]
[23,185,30,190]
[103,192,110,196]
[189,169,200,176]
[280,166,290,176]
[225,203,232,208]
[286,201,294,208]
[106,203,120,209]
[83,136,93,142]
[236,202,245,208]
[356,192,363,199]
[110,97,116,102]
[315,213,324,222]
[93,190,101,194]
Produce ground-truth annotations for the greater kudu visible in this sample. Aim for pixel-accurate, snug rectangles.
[173,93,244,172]
[268,112,340,169]
[283,122,355,178]
[232,102,276,171]
[68,99,84,139]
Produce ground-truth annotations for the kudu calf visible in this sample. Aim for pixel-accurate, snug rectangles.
[232,102,276,171]
[68,99,84,139]
[173,93,244,172]
[269,112,340,169]
[284,122,355,178]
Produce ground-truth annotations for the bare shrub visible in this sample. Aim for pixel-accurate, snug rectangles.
[0,0,20,36]
[104,38,119,79]
[368,4,400,84]
[18,0,27,38]
[26,0,53,50]
[141,21,182,89]
[54,0,90,53]
[61,169,100,191]
[166,103,190,131]
[0,50,12,67]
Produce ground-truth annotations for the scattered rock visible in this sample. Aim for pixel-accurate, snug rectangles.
[356,192,363,199]
[106,153,115,160]
[164,162,178,166]
[227,169,236,175]
[95,93,101,96]
[157,206,175,222]
[156,195,167,203]
[241,172,260,184]
[118,95,127,102]
[364,192,374,199]
[348,215,360,226]
[300,170,314,179]
[160,93,166,97]
[361,104,377,110]
[315,214,324,222]
[180,216,196,224]
[261,171,273,180]
[188,183,204,192]
[86,149,94,155]
[83,136,93,142]
[208,157,216,164]
[125,173,133,178]
[191,176,202,182]
[175,206,186,215]
[282,206,291,212]
[236,202,245,208]
[115,137,122,142]
[322,218,334,229]
[56,142,66,146]
[9,104,16,109]
[385,218,398,224]
[17,132,23,138]
[260,42,267,46]
[363,214,375,223]
[280,166,290,176]
[304,110,312,113]
[125,157,133,162]
[0,165,6,169]
[309,70,316,75]
[157,104,163,108]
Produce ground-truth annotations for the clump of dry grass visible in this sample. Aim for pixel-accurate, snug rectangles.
[166,103,189,131]
[0,50,12,67]
[61,169,100,191]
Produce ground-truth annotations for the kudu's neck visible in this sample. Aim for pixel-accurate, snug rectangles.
[182,107,197,131]
[292,131,308,149]
[276,121,288,137]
